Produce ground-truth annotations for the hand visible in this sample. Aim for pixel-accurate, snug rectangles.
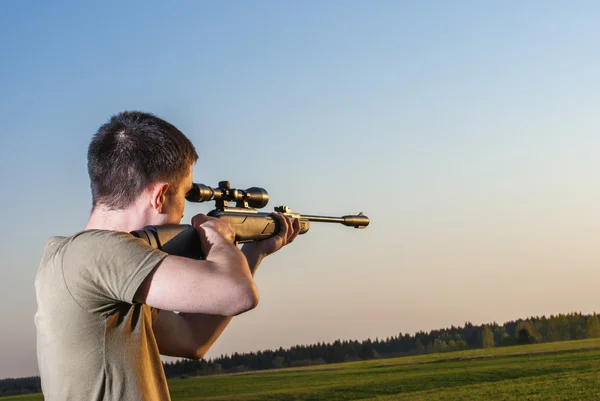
[191,213,236,252]
[245,212,301,258]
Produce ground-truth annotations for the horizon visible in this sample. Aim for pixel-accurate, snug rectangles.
[1,1,599,380]
[1,309,596,381]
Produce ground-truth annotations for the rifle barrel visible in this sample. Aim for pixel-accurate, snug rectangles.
[301,213,370,228]
[303,215,344,223]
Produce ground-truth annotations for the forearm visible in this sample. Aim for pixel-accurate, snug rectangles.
[241,244,267,275]
[154,218,284,359]
[176,246,265,359]
[178,312,234,359]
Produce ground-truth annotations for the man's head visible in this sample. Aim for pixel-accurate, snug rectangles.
[88,111,198,224]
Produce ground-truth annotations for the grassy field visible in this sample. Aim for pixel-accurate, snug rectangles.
[4,339,600,400]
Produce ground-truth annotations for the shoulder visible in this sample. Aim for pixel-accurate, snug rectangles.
[61,229,168,279]
[64,229,156,256]
[57,229,168,308]
[40,230,144,263]
[70,229,141,245]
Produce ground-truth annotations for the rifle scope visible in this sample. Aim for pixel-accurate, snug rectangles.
[185,181,269,209]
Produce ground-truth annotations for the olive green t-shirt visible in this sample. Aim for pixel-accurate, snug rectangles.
[34,229,169,401]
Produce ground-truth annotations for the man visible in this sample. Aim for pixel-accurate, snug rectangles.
[34,111,301,400]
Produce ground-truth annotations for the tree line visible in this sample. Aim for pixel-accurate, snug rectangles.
[2,312,599,396]
[162,312,600,378]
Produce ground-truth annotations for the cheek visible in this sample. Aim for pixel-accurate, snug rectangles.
[162,195,186,223]
[179,196,187,214]
[165,207,183,224]
[172,196,186,219]
[167,215,182,225]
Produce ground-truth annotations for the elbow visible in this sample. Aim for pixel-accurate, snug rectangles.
[189,348,207,360]
[242,288,260,314]
[226,282,259,316]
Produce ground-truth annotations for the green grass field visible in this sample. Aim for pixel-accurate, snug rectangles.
[5,339,600,400]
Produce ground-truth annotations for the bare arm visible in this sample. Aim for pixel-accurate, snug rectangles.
[152,213,300,359]
[135,215,258,317]
[151,250,258,360]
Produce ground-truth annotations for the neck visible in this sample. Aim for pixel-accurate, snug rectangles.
[85,204,150,233]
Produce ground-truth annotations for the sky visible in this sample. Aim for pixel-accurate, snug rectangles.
[1,0,599,379]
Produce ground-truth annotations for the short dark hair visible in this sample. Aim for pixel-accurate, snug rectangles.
[87,111,198,210]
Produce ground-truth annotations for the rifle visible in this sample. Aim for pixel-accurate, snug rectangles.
[131,181,369,258]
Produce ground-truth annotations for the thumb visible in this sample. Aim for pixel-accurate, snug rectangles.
[191,213,211,227]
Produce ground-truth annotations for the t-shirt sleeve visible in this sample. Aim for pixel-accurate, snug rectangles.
[61,230,168,314]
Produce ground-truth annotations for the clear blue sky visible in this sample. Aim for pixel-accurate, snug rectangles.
[1,0,599,379]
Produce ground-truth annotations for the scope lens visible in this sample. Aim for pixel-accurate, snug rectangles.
[245,187,269,208]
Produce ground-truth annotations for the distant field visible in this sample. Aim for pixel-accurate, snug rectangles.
[4,338,600,401]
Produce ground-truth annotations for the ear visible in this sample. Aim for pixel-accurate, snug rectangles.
[149,182,169,214]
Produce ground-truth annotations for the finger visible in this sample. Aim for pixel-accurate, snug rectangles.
[272,212,290,242]
[204,220,236,243]
[191,213,210,227]
[193,225,211,254]
[288,218,301,243]
[283,215,297,245]
[285,216,295,242]
[283,215,293,243]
